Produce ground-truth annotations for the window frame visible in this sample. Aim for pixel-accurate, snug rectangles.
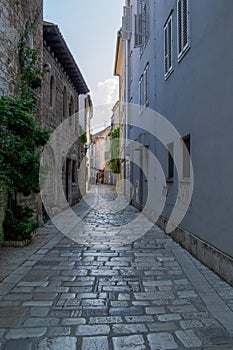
[49,75,55,108]
[167,142,174,181]
[143,63,149,107]
[164,14,174,79]
[134,0,149,49]
[139,74,144,112]
[182,134,191,179]
[177,0,190,62]
[138,63,149,112]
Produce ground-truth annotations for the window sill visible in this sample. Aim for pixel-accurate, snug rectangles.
[178,44,191,63]
[139,104,149,116]
[180,178,191,183]
[166,177,174,183]
[164,67,174,80]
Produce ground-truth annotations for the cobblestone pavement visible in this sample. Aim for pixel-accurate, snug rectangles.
[0,185,233,349]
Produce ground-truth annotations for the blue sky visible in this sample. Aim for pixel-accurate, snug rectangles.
[43,0,125,130]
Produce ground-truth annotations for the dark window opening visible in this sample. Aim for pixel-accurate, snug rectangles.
[182,134,190,178]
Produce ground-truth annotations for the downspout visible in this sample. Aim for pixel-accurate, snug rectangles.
[124,0,130,198]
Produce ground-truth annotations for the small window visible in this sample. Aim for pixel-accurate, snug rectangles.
[134,0,149,48]
[167,142,174,180]
[138,63,149,111]
[144,63,149,106]
[72,160,76,183]
[129,51,133,84]
[139,74,144,110]
[182,134,190,179]
[164,14,173,78]
[69,96,74,117]
[49,76,55,107]
[177,0,190,61]
[63,86,67,118]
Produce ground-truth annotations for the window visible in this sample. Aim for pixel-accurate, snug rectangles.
[144,63,149,106]
[139,74,144,110]
[129,51,133,84]
[49,76,55,107]
[167,142,174,180]
[134,0,149,48]
[177,0,190,60]
[63,86,67,119]
[164,14,173,79]
[129,97,133,126]
[182,134,190,179]
[122,6,132,40]
[72,160,76,183]
[69,96,74,117]
[139,63,149,110]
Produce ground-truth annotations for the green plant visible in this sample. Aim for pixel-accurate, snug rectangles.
[18,34,46,101]
[0,230,4,246]
[0,96,50,241]
[79,125,87,145]
[3,204,38,241]
[108,126,121,174]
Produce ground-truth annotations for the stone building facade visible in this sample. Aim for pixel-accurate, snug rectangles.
[0,0,43,229]
[0,2,89,229]
[0,0,43,96]
[41,22,89,216]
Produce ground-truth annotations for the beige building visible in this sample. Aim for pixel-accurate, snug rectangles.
[84,95,93,191]
[114,29,127,193]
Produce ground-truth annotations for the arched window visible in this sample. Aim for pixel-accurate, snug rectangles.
[50,76,55,107]
[63,86,67,119]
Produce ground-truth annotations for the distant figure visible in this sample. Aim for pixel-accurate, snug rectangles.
[96,172,99,185]
[100,172,104,184]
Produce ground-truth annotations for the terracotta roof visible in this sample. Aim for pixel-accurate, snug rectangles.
[43,21,89,94]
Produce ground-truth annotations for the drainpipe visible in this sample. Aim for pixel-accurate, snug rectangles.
[124,0,130,198]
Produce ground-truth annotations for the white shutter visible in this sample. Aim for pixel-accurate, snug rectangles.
[177,0,190,59]
[134,14,143,47]
[182,0,188,48]
[134,0,144,47]
[122,6,132,41]
[168,18,172,69]
[177,0,182,55]
[164,16,173,78]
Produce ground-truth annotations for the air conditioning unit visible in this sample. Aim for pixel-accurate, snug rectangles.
[122,6,132,41]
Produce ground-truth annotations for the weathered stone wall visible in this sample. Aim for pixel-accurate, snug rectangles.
[41,46,81,211]
[41,47,78,130]
[0,0,43,96]
[0,0,43,229]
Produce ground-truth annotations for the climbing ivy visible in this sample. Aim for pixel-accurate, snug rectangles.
[0,23,49,242]
[18,23,47,102]
[0,97,50,241]
[79,125,87,145]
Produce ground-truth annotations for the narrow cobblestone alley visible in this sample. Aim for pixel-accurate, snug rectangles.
[0,186,233,349]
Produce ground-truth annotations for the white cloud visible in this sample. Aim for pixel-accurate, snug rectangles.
[93,77,118,105]
[90,78,119,133]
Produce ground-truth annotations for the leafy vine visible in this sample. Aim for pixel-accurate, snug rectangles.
[0,22,50,242]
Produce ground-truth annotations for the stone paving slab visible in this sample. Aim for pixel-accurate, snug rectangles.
[0,185,232,349]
